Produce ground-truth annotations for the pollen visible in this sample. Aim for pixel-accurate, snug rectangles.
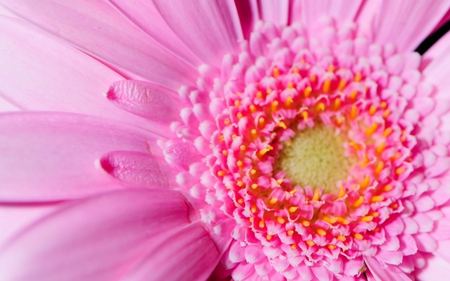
[271,100,279,112]
[269,197,278,205]
[275,124,356,193]
[304,86,312,97]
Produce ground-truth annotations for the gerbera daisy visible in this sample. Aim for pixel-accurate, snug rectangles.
[0,1,450,280]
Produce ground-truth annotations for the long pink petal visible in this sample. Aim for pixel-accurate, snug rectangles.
[301,0,363,27]
[0,17,173,133]
[369,0,450,52]
[0,96,18,112]
[0,0,196,89]
[0,203,58,245]
[123,221,220,281]
[234,0,259,39]
[433,9,450,33]
[416,255,450,280]
[258,0,289,26]
[0,112,162,202]
[152,0,243,65]
[106,0,201,67]
[365,257,412,281]
[422,30,450,95]
[0,189,216,281]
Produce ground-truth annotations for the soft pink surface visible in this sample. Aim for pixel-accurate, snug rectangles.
[123,221,220,281]
[152,0,243,65]
[0,95,18,112]
[107,0,201,67]
[0,112,161,202]
[0,203,58,244]
[0,17,167,132]
[258,0,289,26]
[301,0,362,27]
[0,0,197,88]
[370,0,450,51]
[0,0,449,280]
[0,189,219,281]
[365,258,411,281]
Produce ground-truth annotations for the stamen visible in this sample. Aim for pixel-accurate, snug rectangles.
[338,79,347,91]
[334,98,341,110]
[337,235,346,242]
[250,129,258,140]
[271,101,279,112]
[360,175,370,189]
[350,105,358,120]
[273,68,280,78]
[306,240,315,246]
[258,117,266,129]
[354,233,364,240]
[269,197,278,205]
[323,79,331,93]
[353,196,364,207]
[304,86,312,98]
[371,195,384,203]
[285,96,294,108]
[369,104,377,115]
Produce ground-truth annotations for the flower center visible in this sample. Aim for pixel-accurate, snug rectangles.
[166,17,430,280]
[275,124,356,193]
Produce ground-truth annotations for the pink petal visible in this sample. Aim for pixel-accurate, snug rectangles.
[364,257,412,281]
[343,258,364,276]
[436,240,450,263]
[422,32,450,105]
[0,189,217,281]
[122,221,220,281]
[106,0,201,67]
[431,219,450,241]
[152,0,243,65]
[399,234,418,256]
[301,0,363,27]
[1,0,196,89]
[415,233,438,253]
[311,265,333,281]
[258,0,289,26]
[107,80,182,123]
[426,157,450,178]
[422,29,450,80]
[416,255,450,281]
[384,218,404,236]
[376,250,403,265]
[0,203,58,246]
[0,17,172,132]
[0,112,159,202]
[370,0,450,52]
[234,0,260,38]
[415,195,435,212]
[0,96,18,112]
[99,151,177,189]
[163,142,203,169]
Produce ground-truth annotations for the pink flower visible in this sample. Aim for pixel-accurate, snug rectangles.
[0,0,450,280]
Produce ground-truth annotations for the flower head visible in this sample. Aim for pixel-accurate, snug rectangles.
[0,1,450,281]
